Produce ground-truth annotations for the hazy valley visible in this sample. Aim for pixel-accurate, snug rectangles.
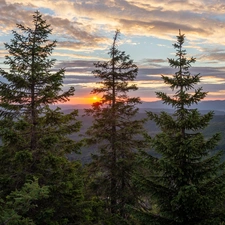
[60,100,225,164]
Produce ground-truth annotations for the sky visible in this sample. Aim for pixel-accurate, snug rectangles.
[0,0,225,104]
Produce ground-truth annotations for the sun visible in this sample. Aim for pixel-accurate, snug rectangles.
[93,96,98,101]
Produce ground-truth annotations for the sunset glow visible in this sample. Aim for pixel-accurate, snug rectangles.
[68,96,101,105]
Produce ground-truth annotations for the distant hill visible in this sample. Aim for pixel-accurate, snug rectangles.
[55,100,225,115]
[60,100,225,164]
[139,100,225,115]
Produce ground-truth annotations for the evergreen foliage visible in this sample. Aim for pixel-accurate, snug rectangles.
[136,31,225,225]
[0,178,49,225]
[0,10,75,150]
[85,30,146,222]
[0,11,89,224]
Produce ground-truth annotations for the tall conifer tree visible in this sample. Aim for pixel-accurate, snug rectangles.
[0,10,75,150]
[85,30,145,222]
[0,11,88,224]
[136,31,225,225]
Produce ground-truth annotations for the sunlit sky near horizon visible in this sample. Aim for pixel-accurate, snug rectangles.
[1,0,225,104]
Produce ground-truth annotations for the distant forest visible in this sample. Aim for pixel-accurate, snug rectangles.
[68,109,225,164]
[1,11,225,225]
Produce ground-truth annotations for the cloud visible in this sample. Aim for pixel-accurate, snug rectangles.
[197,48,225,62]
[55,58,225,102]
[140,58,168,67]
[2,0,225,50]
[0,0,35,33]
[1,0,225,101]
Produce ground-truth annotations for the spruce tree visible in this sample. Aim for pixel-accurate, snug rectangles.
[0,11,89,224]
[136,31,225,225]
[0,10,75,150]
[85,30,146,222]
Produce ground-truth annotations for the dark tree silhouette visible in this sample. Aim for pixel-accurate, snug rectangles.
[136,31,225,225]
[85,30,146,222]
[0,11,89,224]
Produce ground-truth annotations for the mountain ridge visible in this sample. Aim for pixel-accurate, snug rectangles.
[55,100,225,115]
